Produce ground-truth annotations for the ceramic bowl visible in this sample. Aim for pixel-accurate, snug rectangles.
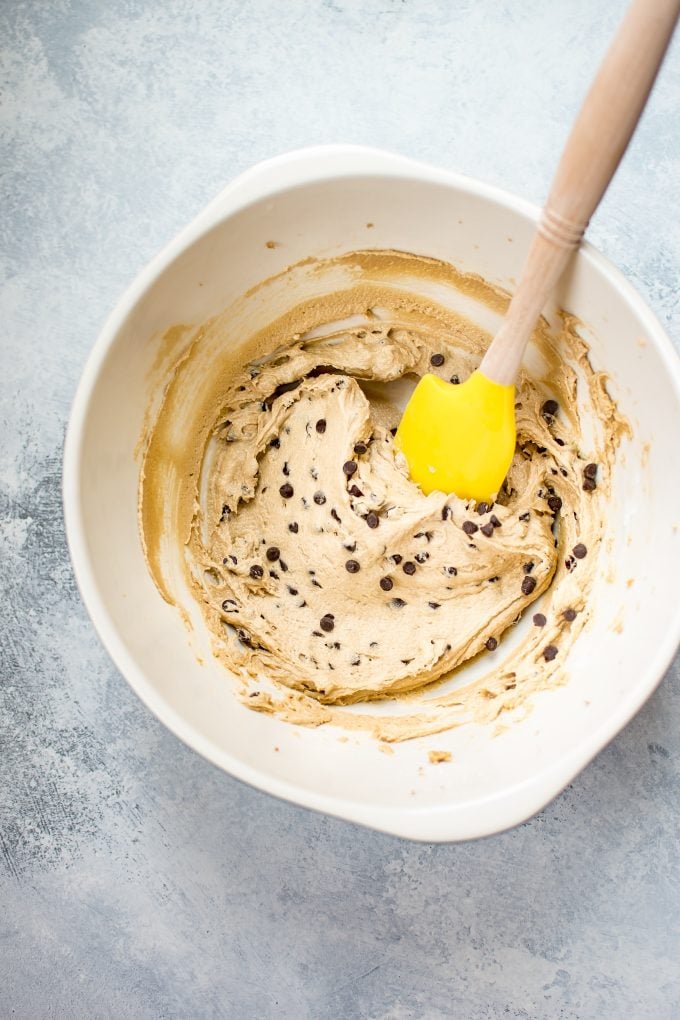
[63,146,680,841]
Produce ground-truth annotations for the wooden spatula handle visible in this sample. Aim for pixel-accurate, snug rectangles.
[481,0,679,386]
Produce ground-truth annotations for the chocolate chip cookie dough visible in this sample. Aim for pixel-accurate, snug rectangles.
[140,251,628,741]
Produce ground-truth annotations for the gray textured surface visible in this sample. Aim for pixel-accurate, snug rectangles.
[1,1,679,1017]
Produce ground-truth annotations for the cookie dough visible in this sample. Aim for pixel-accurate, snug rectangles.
[140,251,628,741]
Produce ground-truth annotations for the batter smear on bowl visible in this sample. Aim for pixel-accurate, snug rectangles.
[140,251,629,741]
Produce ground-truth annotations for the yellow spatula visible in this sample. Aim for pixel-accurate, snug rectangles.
[397,0,679,504]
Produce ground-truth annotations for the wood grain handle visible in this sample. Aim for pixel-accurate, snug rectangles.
[481,0,679,386]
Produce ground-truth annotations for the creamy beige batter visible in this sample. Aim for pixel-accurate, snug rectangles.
[140,251,628,741]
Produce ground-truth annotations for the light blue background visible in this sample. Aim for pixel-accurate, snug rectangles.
[1,2,678,1017]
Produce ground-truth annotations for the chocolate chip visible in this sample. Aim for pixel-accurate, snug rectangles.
[330,508,341,523]
[573,543,587,559]
[269,436,280,448]
[320,614,335,632]
[344,541,357,552]
[480,522,494,537]
[490,514,502,528]
[521,575,537,595]
[349,485,364,497]
[543,645,558,661]
[563,608,577,621]
[533,613,547,627]
[584,462,598,480]
[380,576,394,591]
[279,560,288,573]
[541,399,559,418]
[316,419,327,433]
[462,521,478,535]
[446,566,458,576]
[403,561,416,575]
[450,374,460,384]
[485,637,498,651]
[414,551,429,564]
[288,521,299,533]
[391,554,403,565]
[390,598,406,608]
[428,602,441,609]
[366,511,379,529]
[441,506,451,521]
[345,559,360,573]
[237,629,254,648]
[523,562,534,574]
[519,512,531,522]
[313,491,326,505]
[547,495,562,513]
[555,437,565,447]
[476,502,489,515]
[488,575,500,583]
[221,599,238,612]
[583,477,597,492]
[287,586,298,595]
[249,564,264,579]
[279,483,294,498]
[343,460,358,477]
[266,547,280,562]
[430,353,445,367]
[282,461,290,476]
[353,442,368,455]
[389,427,398,437]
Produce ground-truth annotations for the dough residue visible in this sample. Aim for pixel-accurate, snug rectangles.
[140,250,628,742]
[428,750,453,765]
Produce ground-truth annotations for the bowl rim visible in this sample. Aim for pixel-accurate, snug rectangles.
[63,144,680,842]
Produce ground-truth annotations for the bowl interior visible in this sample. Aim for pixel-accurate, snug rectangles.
[67,164,680,840]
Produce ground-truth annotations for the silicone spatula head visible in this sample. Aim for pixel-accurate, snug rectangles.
[395,370,516,503]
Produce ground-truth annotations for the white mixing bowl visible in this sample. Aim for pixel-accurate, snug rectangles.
[63,146,680,842]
